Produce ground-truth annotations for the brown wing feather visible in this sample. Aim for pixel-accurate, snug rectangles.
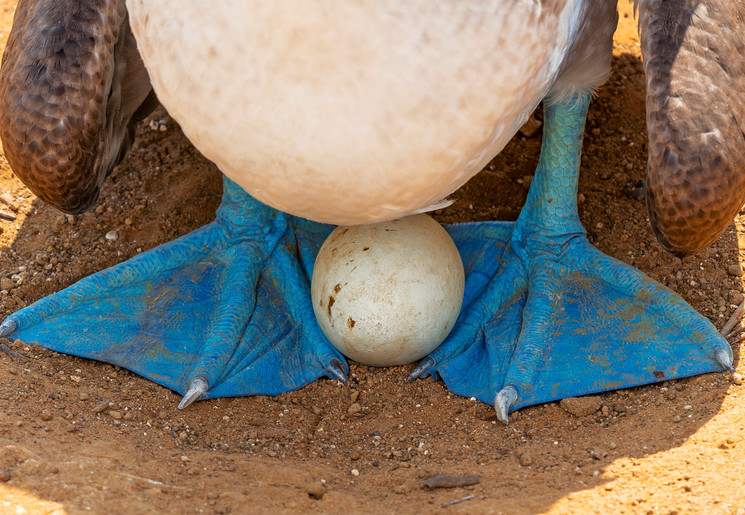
[640,0,745,257]
[0,0,155,214]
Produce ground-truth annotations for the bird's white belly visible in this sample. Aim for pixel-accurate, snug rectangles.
[127,0,575,224]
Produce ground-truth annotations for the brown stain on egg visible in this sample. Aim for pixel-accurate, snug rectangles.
[327,295,335,318]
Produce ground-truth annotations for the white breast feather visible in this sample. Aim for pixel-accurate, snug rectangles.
[127,1,578,224]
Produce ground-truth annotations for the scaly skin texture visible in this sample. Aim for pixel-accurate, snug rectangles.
[0,0,154,214]
[640,0,745,257]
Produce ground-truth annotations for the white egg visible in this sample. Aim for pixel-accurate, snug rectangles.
[311,214,465,367]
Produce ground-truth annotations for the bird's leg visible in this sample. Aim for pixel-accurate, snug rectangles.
[411,93,732,422]
[1,177,347,407]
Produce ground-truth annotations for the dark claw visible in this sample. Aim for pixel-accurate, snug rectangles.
[326,357,347,382]
[494,386,518,424]
[408,356,435,382]
[0,319,17,338]
[715,348,734,373]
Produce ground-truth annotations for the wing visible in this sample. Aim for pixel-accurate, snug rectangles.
[639,0,745,256]
[0,0,156,214]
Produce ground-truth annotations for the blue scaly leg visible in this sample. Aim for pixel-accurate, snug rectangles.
[0,177,347,407]
[410,93,733,422]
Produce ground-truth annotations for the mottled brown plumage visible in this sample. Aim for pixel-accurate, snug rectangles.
[0,0,155,214]
[639,0,745,257]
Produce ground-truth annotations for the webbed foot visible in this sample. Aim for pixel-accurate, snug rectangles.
[410,94,732,422]
[1,177,347,403]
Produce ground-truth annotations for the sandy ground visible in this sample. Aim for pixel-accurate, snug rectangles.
[1,2,744,514]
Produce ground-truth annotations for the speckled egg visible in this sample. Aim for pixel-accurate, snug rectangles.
[311,214,464,367]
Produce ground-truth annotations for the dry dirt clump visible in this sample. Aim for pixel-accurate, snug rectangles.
[1,2,744,514]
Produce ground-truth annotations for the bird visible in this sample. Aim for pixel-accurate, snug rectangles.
[0,0,738,423]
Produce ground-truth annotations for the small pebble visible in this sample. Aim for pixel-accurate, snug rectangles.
[105,231,118,241]
[79,393,89,401]
[0,470,10,482]
[347,402,362,415]
[0,192,14,206]
[149,119,168,132]
[728,264,744,277]
[304,481,326,500]
[518,116,542,138]
[424,474,480,489]
[109,411,122,419]
[732,373,743,386]
[673,415,682,423]
[519,453,533,467]
[40,410,52,421]
[92,401,109,413]
[351,468,360,477]
[560,396,603,417]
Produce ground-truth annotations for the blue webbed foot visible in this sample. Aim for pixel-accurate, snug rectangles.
[410,94,733,422]
[1,177,347,406]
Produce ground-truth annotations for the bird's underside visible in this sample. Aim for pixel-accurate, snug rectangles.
[126,0,609,225]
